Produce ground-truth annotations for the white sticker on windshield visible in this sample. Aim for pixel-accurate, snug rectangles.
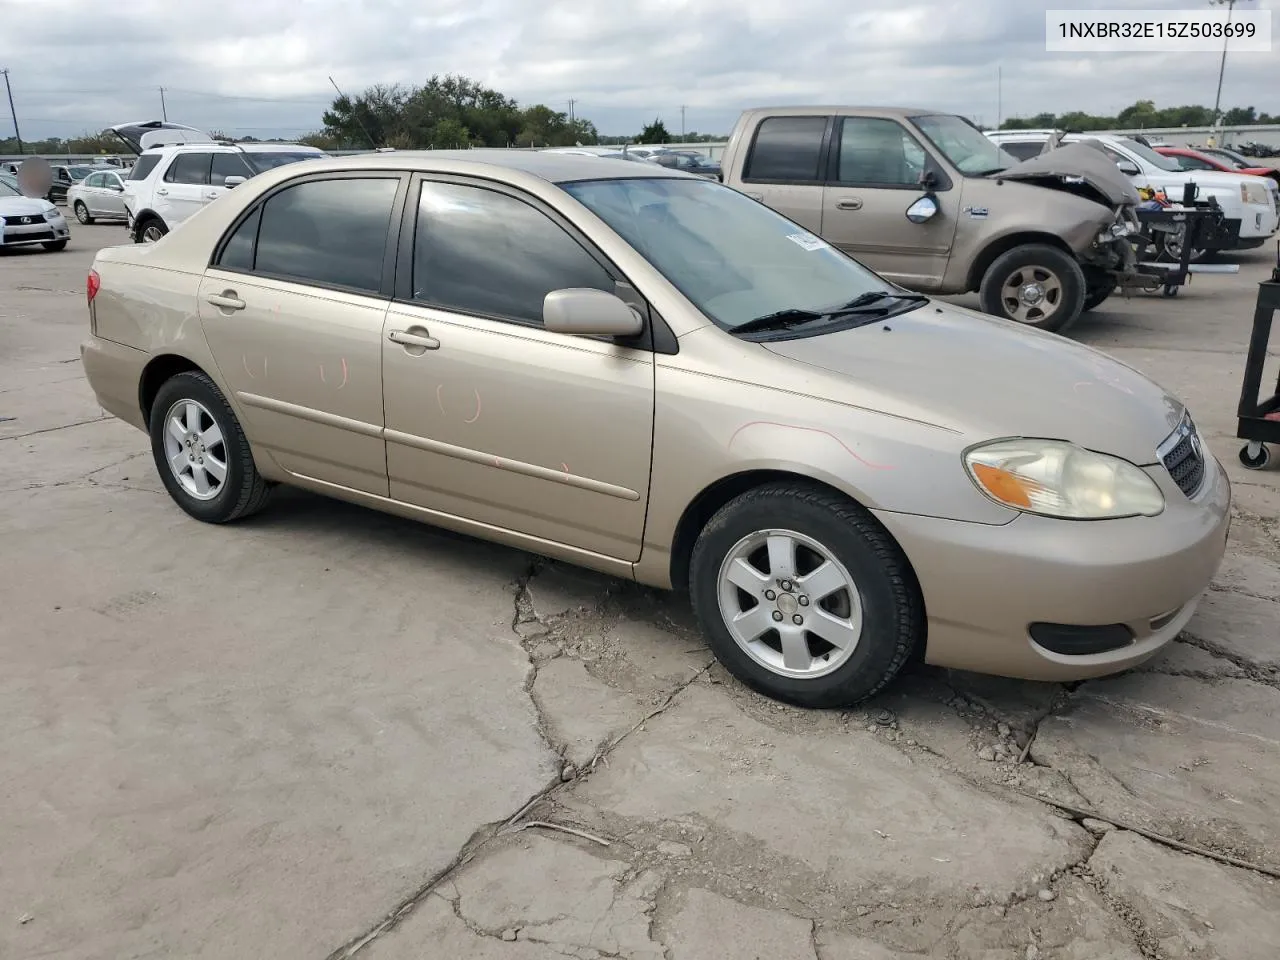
[785,232,828,252]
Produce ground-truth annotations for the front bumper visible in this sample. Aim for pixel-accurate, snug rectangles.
[1235,200,1279,241]
[872,454,1231,682]
[1,215,69,246]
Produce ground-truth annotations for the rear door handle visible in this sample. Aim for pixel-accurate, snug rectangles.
[205,191,219,200]
[744,192,764,202]
[156,188,169,196]
[389,329,440,350]
[206,292,246,311]
[835,197,863,211]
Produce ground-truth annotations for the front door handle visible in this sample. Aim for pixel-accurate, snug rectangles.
[206,292,246,311]
[205,191,219,200]
[389,328,440,352]
[835,197,863,211]
[156,188,169,196]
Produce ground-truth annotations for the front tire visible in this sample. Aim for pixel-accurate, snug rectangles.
[978,244,1086,333]
[74,201,93,224]
[1081,267,1114,312]
[149,371,272,523]
[42,239,68,252]
[689,482,924,708]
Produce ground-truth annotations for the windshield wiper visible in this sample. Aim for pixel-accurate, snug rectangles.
[731,308,827,335]
[732,293,929,336]
[831,291,930,312]
[975,166,1008,176]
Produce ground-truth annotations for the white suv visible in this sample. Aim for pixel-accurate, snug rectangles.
[110,121,324,242]
[987,130,1279,258]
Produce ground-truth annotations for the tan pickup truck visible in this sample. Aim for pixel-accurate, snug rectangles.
[721,107,1143,332]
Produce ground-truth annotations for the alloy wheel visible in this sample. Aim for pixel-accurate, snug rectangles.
[716,528,864,680]
[161,398,228,501]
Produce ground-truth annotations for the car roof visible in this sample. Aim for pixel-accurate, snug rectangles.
[279,149,692,184]
[742,105,935,118]
[141,141,322,155]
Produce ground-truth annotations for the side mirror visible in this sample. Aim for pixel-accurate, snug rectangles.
[224,175,247,189]
[1116,160,1140,176]
[110,184,124,192]
[905,195,939,224]
[543,288,644,338]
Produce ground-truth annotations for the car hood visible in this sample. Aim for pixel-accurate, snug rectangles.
[994,142,1141,206]
[0,196,57,216]
[762,302,1182,466]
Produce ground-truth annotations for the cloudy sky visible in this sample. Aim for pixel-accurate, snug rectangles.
[1,0,1276,142]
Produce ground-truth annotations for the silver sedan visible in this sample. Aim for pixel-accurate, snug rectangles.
[67,169,131,224]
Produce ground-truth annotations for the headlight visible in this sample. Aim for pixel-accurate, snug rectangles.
[964,439,1165,519]
[1241,182,1268,205]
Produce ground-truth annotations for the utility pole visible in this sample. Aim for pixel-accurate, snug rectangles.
[1209,0,1238,140]
[2,68,23,155]
[996,66,1002,132]
[159,86,168,121]
[567,98,576,125]
[680,105,687,140]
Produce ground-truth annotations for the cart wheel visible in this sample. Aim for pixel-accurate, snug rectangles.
[1239,443,1271,470]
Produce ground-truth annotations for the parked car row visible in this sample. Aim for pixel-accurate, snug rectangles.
[541,144,721,179]
[0,170,72,252]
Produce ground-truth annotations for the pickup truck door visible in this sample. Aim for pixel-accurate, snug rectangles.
[728,114,831,236]
[820,116,960,290]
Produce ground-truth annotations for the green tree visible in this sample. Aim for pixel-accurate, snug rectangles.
[637,119,671,144]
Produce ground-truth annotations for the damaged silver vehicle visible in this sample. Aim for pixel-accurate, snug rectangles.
[721,107,1143,332]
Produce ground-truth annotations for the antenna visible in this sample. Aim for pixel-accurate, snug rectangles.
[159,86,168,121]
[329,75,378,149]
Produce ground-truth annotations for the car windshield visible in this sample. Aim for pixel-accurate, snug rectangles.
[562,177,896,331]
[0,176,19,197]
[1118,139,1181,171]
[913,113,1018,174]
[242,151,322,172]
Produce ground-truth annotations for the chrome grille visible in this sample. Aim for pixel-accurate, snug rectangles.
[1158,414,1206,498]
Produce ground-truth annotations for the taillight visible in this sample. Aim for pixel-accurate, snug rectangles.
[87,268,100,304]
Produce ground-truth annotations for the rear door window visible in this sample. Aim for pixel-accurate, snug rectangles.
[834,118,930,187]
[232,177,399,293]
[743,116,830,183]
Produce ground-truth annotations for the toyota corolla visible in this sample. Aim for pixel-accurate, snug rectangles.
[79,151,1230,707]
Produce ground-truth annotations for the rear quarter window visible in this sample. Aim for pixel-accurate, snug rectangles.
[127,155,161,181]
[744,116,829,183]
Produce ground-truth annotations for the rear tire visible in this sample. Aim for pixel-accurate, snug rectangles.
[978,244,1086,333]
[149,371,272,523]
[42,239,68,252]
[689,482,924,708]
[74,201,93,225]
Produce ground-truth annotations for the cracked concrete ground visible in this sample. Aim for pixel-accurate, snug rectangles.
[2,225,1278,959]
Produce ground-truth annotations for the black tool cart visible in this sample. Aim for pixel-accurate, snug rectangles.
[1235,244,1280,470]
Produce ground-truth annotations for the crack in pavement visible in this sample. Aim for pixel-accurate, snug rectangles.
[0,414,109,441]
[1174,633,1280,690]
[323,567,711,960]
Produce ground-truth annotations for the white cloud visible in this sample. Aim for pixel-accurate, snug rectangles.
[0,0,1275,142]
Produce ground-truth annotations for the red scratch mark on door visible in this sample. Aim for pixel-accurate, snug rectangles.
[338,358,348,389]
[242,355,256,380]
[464,390,481,424]
[436,384,446,416]
[727,421,894,470]
[561,463,570,474]
[319,363,326,384]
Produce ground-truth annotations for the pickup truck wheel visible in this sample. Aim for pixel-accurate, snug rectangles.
[979,245,1086,333]
[688,482,923,708]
